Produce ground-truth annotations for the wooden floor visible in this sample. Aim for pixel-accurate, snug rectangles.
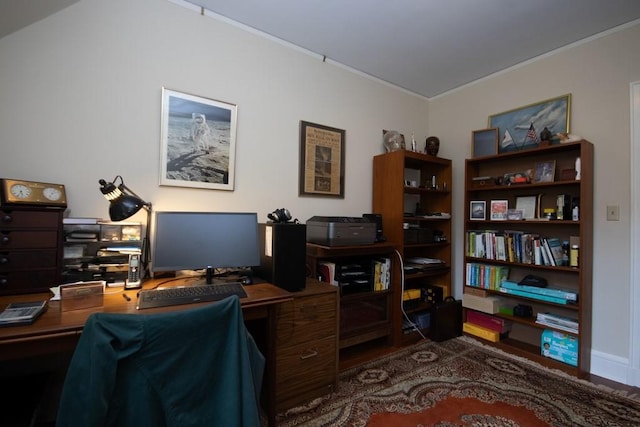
[339,338,640,396]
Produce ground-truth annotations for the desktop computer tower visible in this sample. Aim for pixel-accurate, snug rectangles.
[254,222,306,292]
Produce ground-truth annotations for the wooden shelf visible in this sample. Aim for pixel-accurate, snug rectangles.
[463,140,593,377]
[373,150,452,347]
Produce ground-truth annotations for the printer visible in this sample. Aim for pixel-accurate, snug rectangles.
[306,216,377,246]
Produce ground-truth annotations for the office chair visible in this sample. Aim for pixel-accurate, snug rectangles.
[56,295,264,427]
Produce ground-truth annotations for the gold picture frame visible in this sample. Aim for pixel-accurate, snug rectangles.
[489,94,571,154]
[299,121,345,198]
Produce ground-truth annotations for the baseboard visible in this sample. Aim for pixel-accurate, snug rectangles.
[590,349,634,385]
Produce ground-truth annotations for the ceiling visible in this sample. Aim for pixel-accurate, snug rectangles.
[184,0,640,98]
[0,0,79,40]
[2,1,640,98]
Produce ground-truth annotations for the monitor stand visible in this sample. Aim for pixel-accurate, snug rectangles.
[206,266,215,284]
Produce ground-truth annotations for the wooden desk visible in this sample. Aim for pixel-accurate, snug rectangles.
[0,279,292,426]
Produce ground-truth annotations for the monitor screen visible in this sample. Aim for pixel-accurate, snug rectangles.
[152,211,260,273]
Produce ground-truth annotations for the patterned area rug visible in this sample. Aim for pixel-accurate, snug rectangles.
[275,336,640,426]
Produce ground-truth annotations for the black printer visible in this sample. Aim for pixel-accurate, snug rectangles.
[306,216,377,246]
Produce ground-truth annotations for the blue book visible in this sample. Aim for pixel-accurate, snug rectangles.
[501,280,578,301]
[498,286,568,304]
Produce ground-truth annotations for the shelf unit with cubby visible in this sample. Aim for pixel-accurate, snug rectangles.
[372,150,452,345]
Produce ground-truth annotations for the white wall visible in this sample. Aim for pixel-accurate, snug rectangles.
[0,0,428,225]
[429,22,640,383]
[1,0,639,384]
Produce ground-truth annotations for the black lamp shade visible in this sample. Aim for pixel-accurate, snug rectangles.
[109,194,145,221]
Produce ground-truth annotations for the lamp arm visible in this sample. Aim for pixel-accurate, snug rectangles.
[141,202,152,279]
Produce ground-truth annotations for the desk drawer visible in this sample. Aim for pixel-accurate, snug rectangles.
[277,293,337,346]
[0,231,59,249]
[0,269,57,294]
[0,250,58,271]
[276,335,337,410]
[0,210,61,229]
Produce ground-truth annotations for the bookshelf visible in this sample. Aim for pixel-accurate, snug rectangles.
[372,150,452,345]
[463,140,593,377]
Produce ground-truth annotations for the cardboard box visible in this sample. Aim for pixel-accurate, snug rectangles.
[462,293,502,314]
[541,329,578,367]
[464,287,490,298]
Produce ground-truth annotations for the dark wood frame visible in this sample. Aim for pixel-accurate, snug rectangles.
[472,128,498,158]
[534,160,557,183]
[299,121,345,198]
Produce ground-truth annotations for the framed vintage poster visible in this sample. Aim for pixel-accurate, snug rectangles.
[159,88,237,191]
[299,121,345,197]
[489,94,571,154]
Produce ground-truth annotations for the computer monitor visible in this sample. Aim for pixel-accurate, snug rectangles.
[152,211,260,276]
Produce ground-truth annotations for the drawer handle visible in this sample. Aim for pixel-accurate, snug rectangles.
[0,255,8,265]
[300,349,319,360]
[0,235,9,245]
[1,214,11,224]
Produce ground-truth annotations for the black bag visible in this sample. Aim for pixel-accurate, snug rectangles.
[429,296,462,342]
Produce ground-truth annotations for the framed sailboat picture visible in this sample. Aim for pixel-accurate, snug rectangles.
[489,94,571,154]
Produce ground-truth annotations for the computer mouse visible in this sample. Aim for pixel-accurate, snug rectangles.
[241,276,252,285]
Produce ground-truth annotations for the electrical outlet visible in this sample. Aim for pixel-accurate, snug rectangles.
[606,205,619,221]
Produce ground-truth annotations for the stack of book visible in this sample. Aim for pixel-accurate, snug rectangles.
[373,257,391,291]
[463,310,512,342]
[536,312,579,334]
[498,280,578,305]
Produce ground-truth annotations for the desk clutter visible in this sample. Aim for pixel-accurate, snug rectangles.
[62,218,142,287]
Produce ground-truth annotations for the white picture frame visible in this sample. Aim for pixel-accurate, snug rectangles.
[516,195,538,219]
[490,200,508,221]
[470,201,486,220]
[160,88,237,191]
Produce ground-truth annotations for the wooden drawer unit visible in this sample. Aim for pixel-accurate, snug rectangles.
[275,280,338,411]
[0,207,64,295]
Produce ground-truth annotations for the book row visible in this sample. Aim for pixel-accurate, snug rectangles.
[317,257,391,293]
[465,263,510,290]
[466,230,574,267]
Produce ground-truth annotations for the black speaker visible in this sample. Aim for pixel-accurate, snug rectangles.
[253,223,306,292]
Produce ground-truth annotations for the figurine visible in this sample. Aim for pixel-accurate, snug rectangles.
[540,127,552,144]
[425,136,440,156]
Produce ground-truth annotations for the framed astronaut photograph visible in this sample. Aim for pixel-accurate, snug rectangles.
[159,88,237,190]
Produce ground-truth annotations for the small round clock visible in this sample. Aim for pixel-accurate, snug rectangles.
[1,178,67,207]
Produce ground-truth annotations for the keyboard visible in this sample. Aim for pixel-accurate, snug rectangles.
[136,282,247,310]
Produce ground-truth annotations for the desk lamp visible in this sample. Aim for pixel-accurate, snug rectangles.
[98,176,152,281]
